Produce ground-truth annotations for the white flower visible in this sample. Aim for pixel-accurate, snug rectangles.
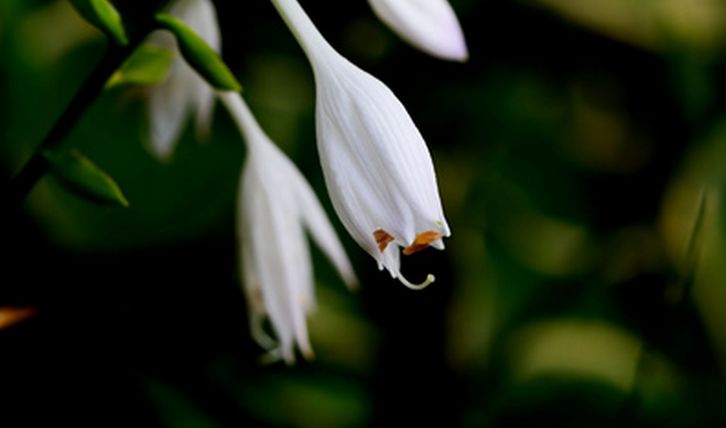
[368,0,468,62]
[147,0,220,160]
[271,0,451,289]
[220,92,357,364]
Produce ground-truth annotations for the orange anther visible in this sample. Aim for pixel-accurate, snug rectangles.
[403,230,443,256]
[373,229,395,253]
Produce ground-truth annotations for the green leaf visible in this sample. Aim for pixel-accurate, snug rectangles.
[43,149,130,207]
[106,45,175,88]
[70,0,129,46]
[155,13,242,91]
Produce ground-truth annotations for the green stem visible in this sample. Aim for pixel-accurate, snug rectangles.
[7,44,136,205]
[621,189,708,416]
[675,189,707,307]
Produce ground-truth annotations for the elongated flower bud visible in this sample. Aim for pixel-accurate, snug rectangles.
[270,0,451,289]
[368,0,468,62]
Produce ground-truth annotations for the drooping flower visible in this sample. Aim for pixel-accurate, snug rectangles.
[147,0,220,160]
[367,0,468,62]
[220,92,357,364]
[270,0,451,289]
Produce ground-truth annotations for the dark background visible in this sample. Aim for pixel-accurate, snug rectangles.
[2,0,726,426]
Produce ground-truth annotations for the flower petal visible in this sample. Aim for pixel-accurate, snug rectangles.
[223,91,355,362]
[242,163,313,363]
[147,58,193,160]
[176,0,220,140]
[368,0,468,62]
[146,0,220,159]
[315,60,450,254]
[269,0,452,287]
[286,160,359,289]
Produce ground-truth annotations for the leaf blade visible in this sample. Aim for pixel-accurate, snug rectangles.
[106,44,175,88]
[70,0,129,46]
[43,149,130,207]
[155,13,241,91]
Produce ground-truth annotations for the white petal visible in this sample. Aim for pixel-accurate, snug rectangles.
[285,157,358,289]
[176,0,220,141]
[176,0,221,52]
[315,60,450,253]
[223,91,355,361]
[368,0,468,62]
[238,169,277,351]
[242,162,313,363]
[269,0,451,286]
[147,58,192,160]
[192,83,216,141]
[146,0,221,159]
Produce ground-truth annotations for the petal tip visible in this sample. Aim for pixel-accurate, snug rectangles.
[438,35,469,63]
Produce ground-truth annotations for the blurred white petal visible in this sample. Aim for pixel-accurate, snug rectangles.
[368,0,469,61]
[288,165,358,289]
[147,0,220,160]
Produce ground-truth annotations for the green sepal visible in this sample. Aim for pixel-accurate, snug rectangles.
[155,13,242,91]
[43,149,130,207]
[70,0,129,46]
[106,45,175,88]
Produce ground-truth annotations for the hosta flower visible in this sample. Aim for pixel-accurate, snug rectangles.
[368,0,468,62]
[270,0,451,289]
[147,0,220,159]
[220,92,357,364]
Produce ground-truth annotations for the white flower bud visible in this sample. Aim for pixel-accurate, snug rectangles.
[271,0,451,289]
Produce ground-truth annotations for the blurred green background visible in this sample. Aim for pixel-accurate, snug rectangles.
[3,0,726,426]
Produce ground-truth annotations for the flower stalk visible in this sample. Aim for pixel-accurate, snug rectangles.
[269,0,336,66]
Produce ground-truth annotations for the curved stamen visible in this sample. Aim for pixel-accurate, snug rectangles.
[398,273,436,290]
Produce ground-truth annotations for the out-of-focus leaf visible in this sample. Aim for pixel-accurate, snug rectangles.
[308,286,379,372]
[509,319,643,392]
[146,380,222,428]
[69,0,128,46]
[106,44,175,88]
[238,376,370,428]
[526,0,726,52]
[43,149,129,207]
[154,13,241,91]
[660,122,726,366]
